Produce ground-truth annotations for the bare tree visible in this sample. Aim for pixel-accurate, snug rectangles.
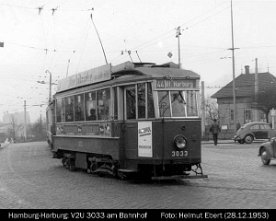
[8,114,17,140]
[205,97,219,123]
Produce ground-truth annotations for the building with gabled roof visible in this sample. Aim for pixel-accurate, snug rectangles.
[211,65,276,137]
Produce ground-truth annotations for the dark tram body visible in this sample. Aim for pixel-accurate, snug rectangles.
[47,61,207,179]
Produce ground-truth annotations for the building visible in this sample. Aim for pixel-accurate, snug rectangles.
[211,65,276,138]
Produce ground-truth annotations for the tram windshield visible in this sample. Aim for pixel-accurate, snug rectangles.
[158,90,198,118]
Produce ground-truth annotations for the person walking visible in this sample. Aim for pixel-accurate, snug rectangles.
[209,119,221,146]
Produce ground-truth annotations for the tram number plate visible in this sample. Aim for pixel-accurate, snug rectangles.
[172,150,185,157]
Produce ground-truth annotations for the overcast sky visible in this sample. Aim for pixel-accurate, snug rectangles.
[1,0,276,122]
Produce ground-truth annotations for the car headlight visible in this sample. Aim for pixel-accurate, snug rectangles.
[174,135,187,149]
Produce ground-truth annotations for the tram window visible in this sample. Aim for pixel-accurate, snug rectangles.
[85,91,97,121]
[186,91,198,116]
[74,94,84,121]
[171,91,186,117]
[147,83,155,118]
[158,91,170,117]
[126,85,136,119]
[97,89,110,120]
[138,83,146,119]
[56,98,65,122]
[113,87,118,120]
[65,96,74,121]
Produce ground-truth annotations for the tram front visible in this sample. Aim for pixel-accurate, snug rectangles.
[136,77,206,179]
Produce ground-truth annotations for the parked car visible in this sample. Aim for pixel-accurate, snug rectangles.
[258,137,276,165]
[233,122,276,144]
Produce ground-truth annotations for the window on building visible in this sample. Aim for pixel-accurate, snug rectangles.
[230,109,234,121]
[244,109,252,123]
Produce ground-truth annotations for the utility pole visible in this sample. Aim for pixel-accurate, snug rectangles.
[176,26,181,69]
[46,70,52,104]
[24,100,27,142]
[229,0,238,131]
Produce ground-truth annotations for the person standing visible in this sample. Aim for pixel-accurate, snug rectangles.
[209,119,221,146]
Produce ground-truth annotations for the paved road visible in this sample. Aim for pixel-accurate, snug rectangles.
[0,141,275,209]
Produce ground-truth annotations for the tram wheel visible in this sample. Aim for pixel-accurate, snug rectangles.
[90,162,98,174]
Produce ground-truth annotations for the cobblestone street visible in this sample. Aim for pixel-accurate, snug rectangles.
[0,141,276,209]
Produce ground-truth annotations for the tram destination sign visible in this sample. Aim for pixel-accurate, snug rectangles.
[57,64,112,92]
[156,79,196,89]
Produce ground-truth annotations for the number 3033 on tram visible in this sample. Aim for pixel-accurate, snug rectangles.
[46,61,208,180]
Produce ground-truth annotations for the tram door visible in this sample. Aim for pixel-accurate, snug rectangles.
[123,85,138,159]
[123,83,154,158]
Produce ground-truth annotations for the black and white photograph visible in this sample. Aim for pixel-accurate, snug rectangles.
[0,0,276,216]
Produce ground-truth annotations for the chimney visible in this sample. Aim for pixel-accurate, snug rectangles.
[245,65,250,74]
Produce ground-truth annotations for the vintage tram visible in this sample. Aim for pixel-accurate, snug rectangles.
[47,61,207,179]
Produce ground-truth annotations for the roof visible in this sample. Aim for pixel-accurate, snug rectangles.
[57,61,200,93]
[211,72,276,99]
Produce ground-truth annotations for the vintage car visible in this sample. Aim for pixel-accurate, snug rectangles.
[233,122,276,144]
[258,137,276,165]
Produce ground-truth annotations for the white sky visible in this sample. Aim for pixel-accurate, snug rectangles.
[1,0,276,122]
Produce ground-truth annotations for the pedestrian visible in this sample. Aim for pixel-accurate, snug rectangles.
[209,119,221,146]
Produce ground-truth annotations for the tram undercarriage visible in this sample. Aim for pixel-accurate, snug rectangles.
[56,151,207,180]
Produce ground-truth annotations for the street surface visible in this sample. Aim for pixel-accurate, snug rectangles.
[0,141,275,209]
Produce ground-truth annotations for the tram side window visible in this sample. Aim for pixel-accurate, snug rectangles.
[186,91,198,116]
[138,83,145,119]
[171,91,186,117]
[65,96,74,121]
[158,91,170,117]
[97,89,110,120]
[126,85,136,119]
[74,94,84,121]
[56,98,65,122]
[85,91,97,121]
[147,83,155,118]
[113,87,118,120]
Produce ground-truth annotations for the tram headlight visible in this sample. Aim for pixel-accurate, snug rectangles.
[174,135,187,149]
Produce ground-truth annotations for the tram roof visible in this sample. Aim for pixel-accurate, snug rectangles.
[56,61,200,93]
